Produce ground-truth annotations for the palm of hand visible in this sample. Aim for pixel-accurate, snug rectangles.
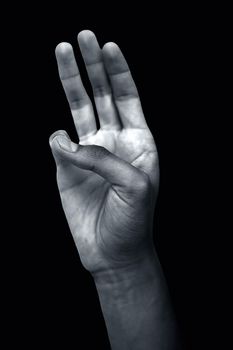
[57,128,158,271]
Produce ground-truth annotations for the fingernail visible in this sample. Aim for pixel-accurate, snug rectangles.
[49,131,68,147]
[56,136,78,152]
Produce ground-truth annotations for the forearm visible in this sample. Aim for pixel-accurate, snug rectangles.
[94,247,181,350]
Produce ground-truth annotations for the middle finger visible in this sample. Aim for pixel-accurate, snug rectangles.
[78,30,121,130]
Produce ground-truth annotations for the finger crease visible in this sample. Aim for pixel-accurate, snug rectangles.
[60,72,80,81]
[109,69,129,77]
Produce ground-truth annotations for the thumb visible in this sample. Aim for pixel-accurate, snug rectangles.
[49,130,148,190]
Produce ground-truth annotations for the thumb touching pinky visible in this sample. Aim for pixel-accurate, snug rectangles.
[49,130,148,191]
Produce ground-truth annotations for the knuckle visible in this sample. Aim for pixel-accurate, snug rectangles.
[93,85,109,97]
[69,98,85,110]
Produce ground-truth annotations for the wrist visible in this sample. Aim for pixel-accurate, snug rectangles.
[93,246,168,300]
[93,245,179,349]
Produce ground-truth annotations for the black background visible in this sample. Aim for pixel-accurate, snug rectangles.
[3,5,217,349]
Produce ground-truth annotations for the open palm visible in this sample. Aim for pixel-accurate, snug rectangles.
[50,31,159,274]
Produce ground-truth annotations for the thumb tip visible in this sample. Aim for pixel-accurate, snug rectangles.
[49,131,78,153]
[49,130,69,147]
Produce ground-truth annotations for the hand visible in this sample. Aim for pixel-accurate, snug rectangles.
[49,30,159,275]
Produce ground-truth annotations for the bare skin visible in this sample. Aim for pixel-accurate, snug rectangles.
[50,30,180,350]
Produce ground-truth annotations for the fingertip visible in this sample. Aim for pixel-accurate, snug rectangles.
[55,42,73,57]
[102,42,128,75]
[77,29,96,43]
[102,42,120,56]
[78,30,102,66]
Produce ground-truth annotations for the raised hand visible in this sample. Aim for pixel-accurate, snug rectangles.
[49,30,159,275]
